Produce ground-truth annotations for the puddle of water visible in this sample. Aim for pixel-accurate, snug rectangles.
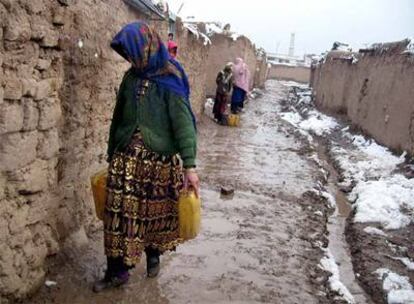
[316,145,373,304]
[27,81,331,304]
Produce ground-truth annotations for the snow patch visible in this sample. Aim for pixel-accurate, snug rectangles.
[280,110,339,138]
[183,23,199,38]
[269,60,299,67]
[363,226,387,237]
[392,257,414,271]
[200,32,212,46]
[320,190,337,210]
[45,280,57,287]
[280,111,302,126]
[375,268,414,304]
[333,131,404,180]
[278,81,414,231]
[231,33,240,41]
[320,249,355,303]
[205,23,223,35]
[298,111,339,136]
[404,38,414,55]
[349,175,414,230]
[280,81,310,89]
[332,134,404,184]
[183,23,211,46]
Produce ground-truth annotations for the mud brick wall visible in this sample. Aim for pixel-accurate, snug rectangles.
[205,34,257,97]
[0,0,142,300]
[254,56,269,89]
[174,19,210,118]
[0,0,207,301]
[268,64,310,83]
[311,41,414,155]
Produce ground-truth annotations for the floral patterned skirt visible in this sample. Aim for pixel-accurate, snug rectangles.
[104,131,183,266]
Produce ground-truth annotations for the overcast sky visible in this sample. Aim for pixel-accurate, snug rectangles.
[167,0,414,56]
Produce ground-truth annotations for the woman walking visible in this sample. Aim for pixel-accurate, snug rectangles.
[93,21,199,292]
[231,58,250,113]
[167,40,178,59]
[213,63,233,124]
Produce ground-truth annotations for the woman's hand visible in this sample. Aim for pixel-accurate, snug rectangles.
[184,168,200,198]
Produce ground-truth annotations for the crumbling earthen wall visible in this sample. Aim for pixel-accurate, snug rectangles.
[205,34,257,96]
[311,41,414,154]
[268,64,310,83]
[0,0,142,300]
[0,0,206,301]
[174,19,210,117]
[254,56,269,89]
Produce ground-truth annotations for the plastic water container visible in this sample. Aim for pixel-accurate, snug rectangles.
[227,114,240,127]
[204,98,215,120]
[90,169,108,220]
[178,190,201,240]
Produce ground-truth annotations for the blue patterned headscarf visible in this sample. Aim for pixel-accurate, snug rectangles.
[111,22,195,126]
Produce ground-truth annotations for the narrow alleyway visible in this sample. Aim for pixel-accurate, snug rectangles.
[29,81,332,304]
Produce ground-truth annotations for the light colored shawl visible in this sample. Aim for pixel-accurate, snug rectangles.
[232,58,250,92]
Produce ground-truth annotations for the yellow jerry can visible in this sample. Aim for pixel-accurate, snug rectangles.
[178,190,201,240]
[227,114,240,127]
[90,169,108,221]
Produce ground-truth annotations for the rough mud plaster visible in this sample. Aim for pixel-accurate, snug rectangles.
[174,19,210,118]
[311,45,414,155]
[268,64,310,83]
[205,34,258,97]
[0,0,209,300]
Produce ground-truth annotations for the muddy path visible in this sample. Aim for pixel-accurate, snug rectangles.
[27,82,335,304]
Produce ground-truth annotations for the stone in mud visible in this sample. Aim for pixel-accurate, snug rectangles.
[12,160,49,195]
[36,59,51,71]
[30,17,49,41]
[4,77,23,100]
[22,79,38,98]
[4,13,31,43]
[34,80,52,101]
[21,0,46,15]
[52,7,66,26]
[37,129,60,160]
[0,101,24,133]
[221,186,235,196]
[38,98,61,130]
[22,98,40,131]
[40,31,59,48]
[0,131,38,171]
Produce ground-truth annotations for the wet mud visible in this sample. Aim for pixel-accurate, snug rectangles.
[314,142,374,304]
[282,81,414,304]
[323,126,414,304]
[26,82,337,303]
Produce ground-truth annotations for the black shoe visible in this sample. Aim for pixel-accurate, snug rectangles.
[146,248,160,278]
[92,273,129,293]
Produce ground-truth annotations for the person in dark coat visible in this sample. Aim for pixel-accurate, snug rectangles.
[213,63,233,124]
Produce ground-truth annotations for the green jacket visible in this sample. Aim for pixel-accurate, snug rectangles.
[107,70,197,168]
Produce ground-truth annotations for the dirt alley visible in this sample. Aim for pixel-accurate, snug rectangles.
[27,81,335,304]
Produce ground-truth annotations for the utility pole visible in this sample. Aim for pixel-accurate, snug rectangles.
[177,2,184,15]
